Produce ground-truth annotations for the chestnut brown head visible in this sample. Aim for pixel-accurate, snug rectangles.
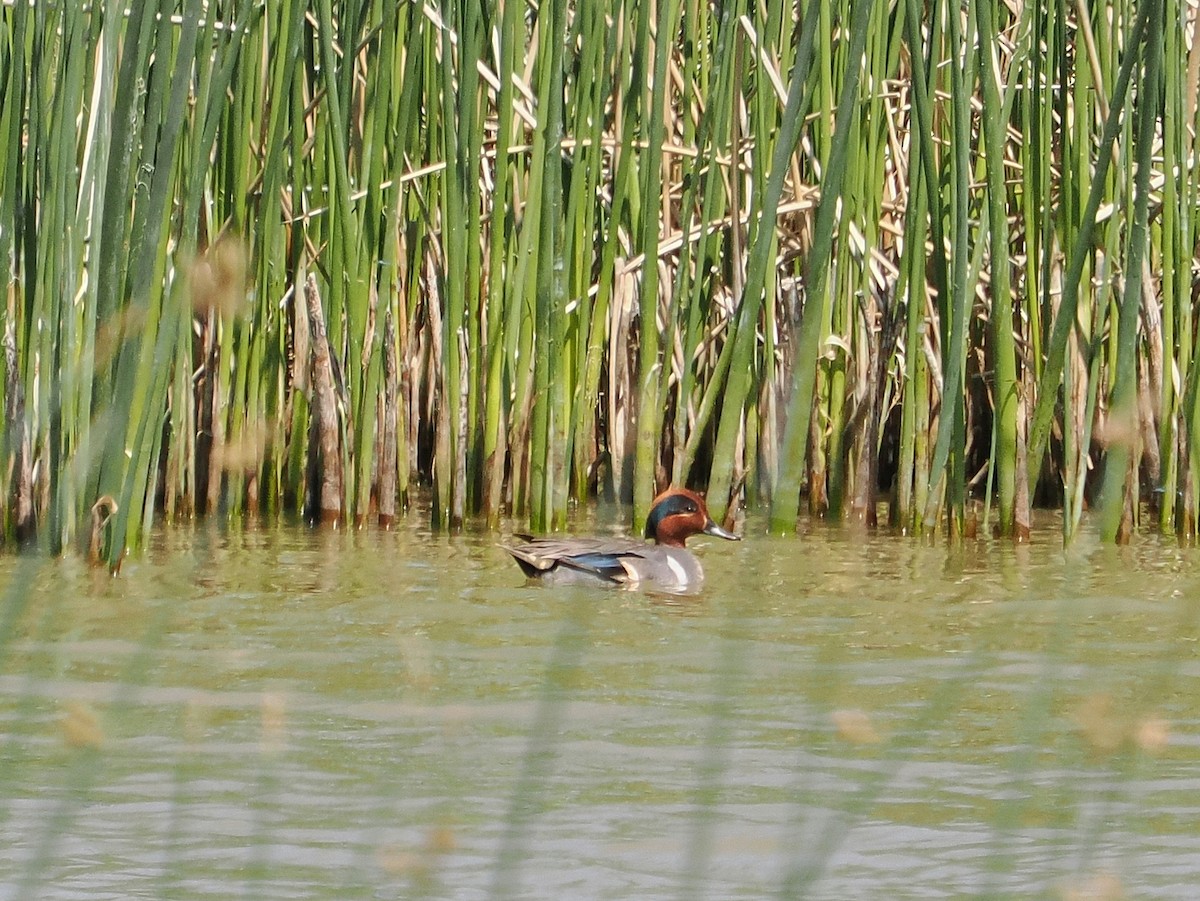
[644,488,741,548]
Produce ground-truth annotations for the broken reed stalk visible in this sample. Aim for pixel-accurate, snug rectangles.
[378,311,399,528]
[305,276,343,526]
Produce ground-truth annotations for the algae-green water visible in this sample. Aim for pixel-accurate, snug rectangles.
[1,505,1197,899]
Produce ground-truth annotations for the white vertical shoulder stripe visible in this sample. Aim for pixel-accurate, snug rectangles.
[664,555,689,586]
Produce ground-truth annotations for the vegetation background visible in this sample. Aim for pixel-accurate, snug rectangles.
[0,0,1193,568]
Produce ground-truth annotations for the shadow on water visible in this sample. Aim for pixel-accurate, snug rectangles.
[0,510,1198,899]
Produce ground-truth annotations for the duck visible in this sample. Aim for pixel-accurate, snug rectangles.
[501,487,740,592]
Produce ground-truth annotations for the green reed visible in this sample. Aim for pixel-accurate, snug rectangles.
[0,0,1191,559]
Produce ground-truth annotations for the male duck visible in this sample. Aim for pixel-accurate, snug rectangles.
[501,488,739,592]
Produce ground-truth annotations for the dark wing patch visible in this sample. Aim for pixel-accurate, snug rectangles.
[555,551,641,583]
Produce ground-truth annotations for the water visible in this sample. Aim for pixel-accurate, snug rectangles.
[1,508,1198,899]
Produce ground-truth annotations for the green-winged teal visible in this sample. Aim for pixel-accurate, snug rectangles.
[501,488,739,591]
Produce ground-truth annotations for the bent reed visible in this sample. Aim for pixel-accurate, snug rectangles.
[0,0,1193,566]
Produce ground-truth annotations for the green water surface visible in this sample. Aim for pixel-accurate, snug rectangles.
[0,507,1197,899]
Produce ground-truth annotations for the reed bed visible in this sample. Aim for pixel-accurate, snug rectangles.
[0,0,1194,565]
